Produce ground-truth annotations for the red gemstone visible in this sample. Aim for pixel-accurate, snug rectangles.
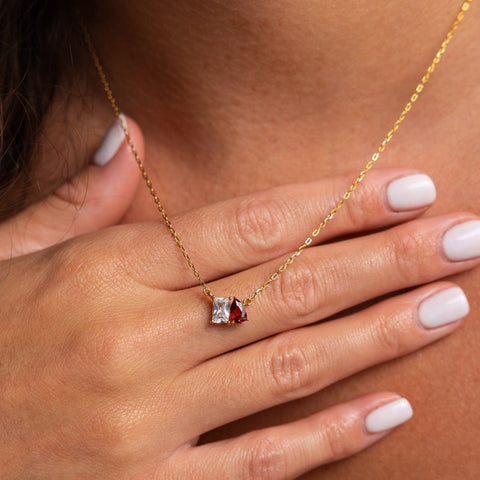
[229,297,247,323]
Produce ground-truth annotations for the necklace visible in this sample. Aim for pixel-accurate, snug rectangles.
[83,1,473,325]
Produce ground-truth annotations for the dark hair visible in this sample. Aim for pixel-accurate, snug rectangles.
[0,1,90,220]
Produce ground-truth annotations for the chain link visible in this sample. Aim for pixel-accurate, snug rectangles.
[82,0,473,307]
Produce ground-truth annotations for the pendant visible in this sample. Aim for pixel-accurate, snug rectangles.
[211,297,248,325]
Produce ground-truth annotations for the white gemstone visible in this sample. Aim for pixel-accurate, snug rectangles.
[212,297,231,324]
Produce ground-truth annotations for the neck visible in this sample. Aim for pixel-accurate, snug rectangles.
[85,0,479,216]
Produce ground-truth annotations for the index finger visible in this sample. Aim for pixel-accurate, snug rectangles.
[129,168,435,290]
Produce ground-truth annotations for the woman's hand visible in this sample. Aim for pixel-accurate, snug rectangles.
[0,120,478,479]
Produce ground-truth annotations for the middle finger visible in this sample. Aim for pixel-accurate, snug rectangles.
[175,213,479,360]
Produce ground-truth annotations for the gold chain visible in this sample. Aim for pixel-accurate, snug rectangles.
[83,0,473,306]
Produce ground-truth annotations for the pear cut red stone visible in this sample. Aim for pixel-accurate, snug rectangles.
[229,297,247,323]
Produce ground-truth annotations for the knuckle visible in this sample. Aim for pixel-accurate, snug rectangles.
[271,259,322,320]
[244,433,287,480]
[234,193,288,255]
[319,416,356,462]
[370,311,406,357]
[51,176,88,208]
[46,237,127,299]
[388,226,425,283]
[266,335,313,399]
[50,240,99,276]
[341,181,377,230]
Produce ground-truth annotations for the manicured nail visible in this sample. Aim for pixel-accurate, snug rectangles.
[386,174,436,211]
[443,220,480,261]
[365,398,413,434]
[419,287,470,329]
[93,114,127,166]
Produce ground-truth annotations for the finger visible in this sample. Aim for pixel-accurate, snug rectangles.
[130,168,436,289]
[178,282,466,435]
[0,115,142,260]
[169,393,413,480]
[177,213,479,357]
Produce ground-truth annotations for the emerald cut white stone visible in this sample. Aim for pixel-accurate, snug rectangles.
[211,297,231,324]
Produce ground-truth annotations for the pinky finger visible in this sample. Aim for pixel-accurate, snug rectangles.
[168,393,413,480]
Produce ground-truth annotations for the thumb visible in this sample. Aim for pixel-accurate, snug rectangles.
[0,114,143,260]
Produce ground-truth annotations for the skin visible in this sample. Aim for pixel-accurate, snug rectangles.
[2,149,478,480]
[89,2,479,476]
[1,0,479,478]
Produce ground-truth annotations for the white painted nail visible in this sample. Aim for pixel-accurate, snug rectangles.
[386,174,436,211]
[419,287,470,329]
[443,220,480,261]
[93,114,127,166]
[365,398,413,434]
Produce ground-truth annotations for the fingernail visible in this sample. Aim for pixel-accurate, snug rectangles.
[443,220,480,261]
[419,287,470,329]
[386,174,436,211]
[93,114,127,166]
[365,398,413,434]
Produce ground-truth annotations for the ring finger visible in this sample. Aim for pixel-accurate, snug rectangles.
[178,282,468,437]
